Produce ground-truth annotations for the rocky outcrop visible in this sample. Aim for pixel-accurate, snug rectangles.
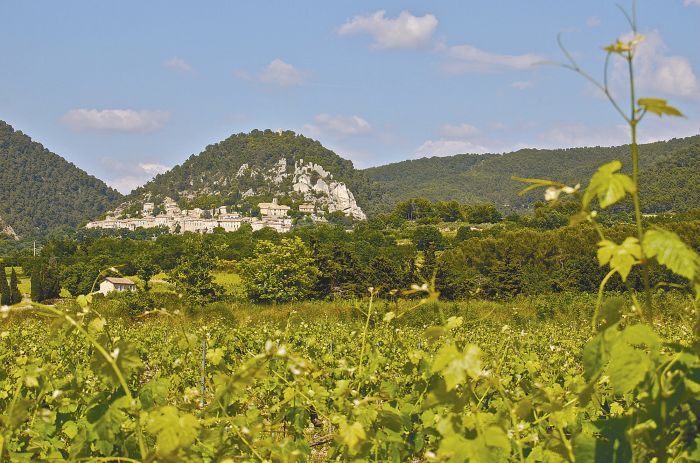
[110,156,366,222]
[234,157,366,219]
[0,215,18,240]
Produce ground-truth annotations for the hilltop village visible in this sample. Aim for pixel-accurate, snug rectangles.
[85,197,323,234]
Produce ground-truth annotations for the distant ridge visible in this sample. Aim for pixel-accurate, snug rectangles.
[359,135,700,215]
[0,121,123,237]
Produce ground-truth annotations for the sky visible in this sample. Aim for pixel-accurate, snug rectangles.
[1,1,699,194]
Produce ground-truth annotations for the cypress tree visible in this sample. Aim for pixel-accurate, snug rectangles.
[9,268,22,305]
[0,264,10,306]
[31,267,44,302]
[43,257,61,300]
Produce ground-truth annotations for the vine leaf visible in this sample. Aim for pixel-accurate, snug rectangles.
[638,98,684,117]
[597,237,641,281]
[643,228,699,281]
[432,344,483,391]
[583,161,636,209]
[337,419,366,453]
[147,406,200,457]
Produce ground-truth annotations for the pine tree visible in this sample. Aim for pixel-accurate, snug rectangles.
[31,267,44,302]
[0,264,10,305]
[9,268,22,305]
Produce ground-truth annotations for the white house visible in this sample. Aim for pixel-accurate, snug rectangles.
[99,277,137,295]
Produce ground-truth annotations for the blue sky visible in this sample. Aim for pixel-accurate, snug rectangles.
[1,1,698,193]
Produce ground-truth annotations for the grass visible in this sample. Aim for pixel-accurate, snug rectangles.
[2,266,30,299]
[213,271,244,297]
[117,271,243,297]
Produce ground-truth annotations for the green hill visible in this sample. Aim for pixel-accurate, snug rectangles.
[121,129,373,218]
[0,121,123,237]
[360,135,700,215]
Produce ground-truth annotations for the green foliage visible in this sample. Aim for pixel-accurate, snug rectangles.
[0,121,122,237]
[28,257,60,302]
[240,236,320,302]
[643,228,700,282]
[465,203,503,224]
[134,253,160,291]
[7,269,21,305]
[412,225,443,251]
[583,160,636,210]
[0,264,10,305]
[597,237,641,281]
[169,236,223,307]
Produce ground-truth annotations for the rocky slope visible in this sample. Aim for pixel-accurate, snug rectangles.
[0,215,18,240]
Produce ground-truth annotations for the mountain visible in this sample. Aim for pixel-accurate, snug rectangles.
[119,129,373,219]
[360,135,700,215]
[0,121,123,237]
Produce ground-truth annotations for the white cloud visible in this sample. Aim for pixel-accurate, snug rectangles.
[537,118,700,150]
[538,122,629,148]
[260,59,304,87]
[415,139,488,157]
[684,0,700,6]
[511,80,533,90]
[163,56,192,72]
[615,30,699,100]
[61,109,171,132]
[138,163,170,175]
[443,44,545,73]
[438,123,480,138]
[103,161,172,193]
[305,113,371,137]
[237,59,305,87]
[338,10,438,49]
[107,176,147,194]
[586,16,601,27]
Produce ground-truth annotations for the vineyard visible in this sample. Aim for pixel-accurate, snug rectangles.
[0,292,698,462]
[2,3,700,463]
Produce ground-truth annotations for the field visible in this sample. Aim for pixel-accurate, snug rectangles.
[0,292,697,462]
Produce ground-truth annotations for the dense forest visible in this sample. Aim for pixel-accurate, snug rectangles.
[0,121,123,237]
[361,135,700,215]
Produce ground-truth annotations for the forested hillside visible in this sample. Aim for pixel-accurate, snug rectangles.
[361,135,700,214]
[0,121,122,237]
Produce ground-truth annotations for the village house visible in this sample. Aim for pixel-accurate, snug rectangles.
[85,196,296,235]
[99,277,137,295]
[258,198,290,218]
[299,203,315,214]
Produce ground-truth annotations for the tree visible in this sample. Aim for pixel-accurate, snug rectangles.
[42,257,61,300]
[8,269,21,304]
[240,236,319,303]
[436,201,464,222]
[169,237,223,306]
[412,225,444,251]
[31,267,43,302]
[134,253,159,291]
[466,204,502,224]
[0,263,10,305]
